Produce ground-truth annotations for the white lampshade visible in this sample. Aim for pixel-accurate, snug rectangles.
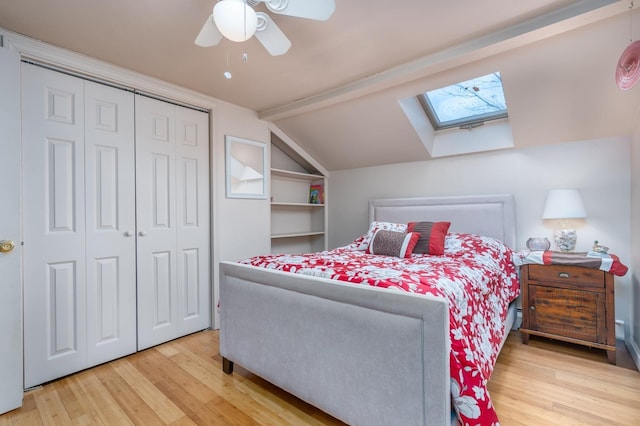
[542,189,587,219]
[214,0,257,42]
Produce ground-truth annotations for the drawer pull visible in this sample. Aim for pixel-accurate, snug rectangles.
[530,305,536,311]
[558,272,570,278]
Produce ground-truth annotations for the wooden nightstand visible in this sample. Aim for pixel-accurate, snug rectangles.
[519,263,616,364]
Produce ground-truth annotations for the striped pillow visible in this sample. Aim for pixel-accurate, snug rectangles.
[406,221,451,255]
[366,230,420,258]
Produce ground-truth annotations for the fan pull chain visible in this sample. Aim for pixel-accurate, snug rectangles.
[243,0,249,63]
[224,47,232,79]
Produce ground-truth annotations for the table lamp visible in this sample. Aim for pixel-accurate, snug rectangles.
[542,189,587,251]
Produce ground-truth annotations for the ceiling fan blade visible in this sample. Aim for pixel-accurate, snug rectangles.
[264,0,335,21]
[255,12,291,56]
[194,14,223,47]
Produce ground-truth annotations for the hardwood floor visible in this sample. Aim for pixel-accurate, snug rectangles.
[2,330,639,425]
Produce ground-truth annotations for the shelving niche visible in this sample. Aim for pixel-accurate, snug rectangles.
[271,133,327,254]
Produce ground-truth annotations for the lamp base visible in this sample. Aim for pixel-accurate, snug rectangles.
[553,228,577,252]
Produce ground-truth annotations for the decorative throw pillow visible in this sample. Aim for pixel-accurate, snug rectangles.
[357,221,408,251]
[366,230,420,258]
[406,221,451,255]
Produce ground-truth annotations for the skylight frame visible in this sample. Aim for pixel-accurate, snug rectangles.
[418,72,508,131]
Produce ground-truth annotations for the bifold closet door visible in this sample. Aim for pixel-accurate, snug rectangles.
[135,95,210,350]
[22,64,137,387]
[84,81,137,366]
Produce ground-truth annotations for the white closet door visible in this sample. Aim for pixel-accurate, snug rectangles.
[175,107,210,336]
[84,81,137,366]
[136,95,210,350]
[22,64,88,388]
[135,95,179,350]
[0,46,23,414]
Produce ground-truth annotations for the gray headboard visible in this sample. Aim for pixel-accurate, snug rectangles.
[369,194,516,249]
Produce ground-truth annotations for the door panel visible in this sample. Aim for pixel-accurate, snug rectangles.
[0,46,23,414]
[22,63,87,388]
[84,81,136,366]
[175,108,210,335]
[48,261,78,356]
[136,95,178,350]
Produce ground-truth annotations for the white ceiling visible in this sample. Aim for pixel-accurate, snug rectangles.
[0,0,638,171]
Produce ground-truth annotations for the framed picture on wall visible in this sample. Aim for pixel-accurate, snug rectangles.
[225,135,268,199]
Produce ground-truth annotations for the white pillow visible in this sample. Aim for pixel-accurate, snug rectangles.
[357,221,408,251]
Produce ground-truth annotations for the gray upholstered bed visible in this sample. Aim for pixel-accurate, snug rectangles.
[219,194,518,426]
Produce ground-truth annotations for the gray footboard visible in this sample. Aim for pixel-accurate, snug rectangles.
[219,261,451,426]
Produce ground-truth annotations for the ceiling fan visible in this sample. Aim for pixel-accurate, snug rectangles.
[195,0,336,56]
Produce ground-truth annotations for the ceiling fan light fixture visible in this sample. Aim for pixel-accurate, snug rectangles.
[213,0,258,42]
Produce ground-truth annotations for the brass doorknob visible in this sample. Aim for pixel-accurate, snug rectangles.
[0,240,16,253]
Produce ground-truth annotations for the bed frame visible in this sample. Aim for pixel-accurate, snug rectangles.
[219,194,516,426]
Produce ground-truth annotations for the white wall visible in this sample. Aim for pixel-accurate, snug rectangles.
[211,105,271,327]
[328,137,632,340]
[212,106,271,263]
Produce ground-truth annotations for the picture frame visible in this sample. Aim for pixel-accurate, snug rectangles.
[225,135,268,199]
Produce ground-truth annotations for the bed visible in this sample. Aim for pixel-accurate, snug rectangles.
[218,194,519,426]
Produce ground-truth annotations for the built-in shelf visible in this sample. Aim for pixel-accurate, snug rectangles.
[270,159,327,254]
[271,231,326,239]
[271,168,324,180]
[271,202,325,208]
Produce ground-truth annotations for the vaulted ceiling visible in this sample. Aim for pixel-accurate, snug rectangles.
[0,0,638,170]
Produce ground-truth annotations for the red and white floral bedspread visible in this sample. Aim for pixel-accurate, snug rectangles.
[242,233,520,425]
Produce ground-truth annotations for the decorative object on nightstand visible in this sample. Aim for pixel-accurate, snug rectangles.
[526,237,551,251]
[542,189,587,251]
[591,240,609,254]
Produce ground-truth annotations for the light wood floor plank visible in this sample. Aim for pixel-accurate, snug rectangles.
[2,330,639,425]
[111,358,188,424]
[51,377,103,425]
[73,369,133,426]
[31,385,72,425]
[92,362,164,426]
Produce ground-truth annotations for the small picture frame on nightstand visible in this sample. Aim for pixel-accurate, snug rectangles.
[526,237,551,251]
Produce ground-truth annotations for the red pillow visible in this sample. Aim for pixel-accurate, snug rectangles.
[406,221,451,255]
[366,230,420,258]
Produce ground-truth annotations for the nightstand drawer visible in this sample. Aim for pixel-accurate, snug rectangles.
[527,264,604,287]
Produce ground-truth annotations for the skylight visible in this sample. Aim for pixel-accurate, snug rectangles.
[419,72,508,131]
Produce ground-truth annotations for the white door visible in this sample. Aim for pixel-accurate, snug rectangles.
[22,64,88,388]
[22,65,138,387]
[136,95,210,350]
[0,46,23,414]
[84,81,137,367]
[135,95,179,349]
[175,105,210,336]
